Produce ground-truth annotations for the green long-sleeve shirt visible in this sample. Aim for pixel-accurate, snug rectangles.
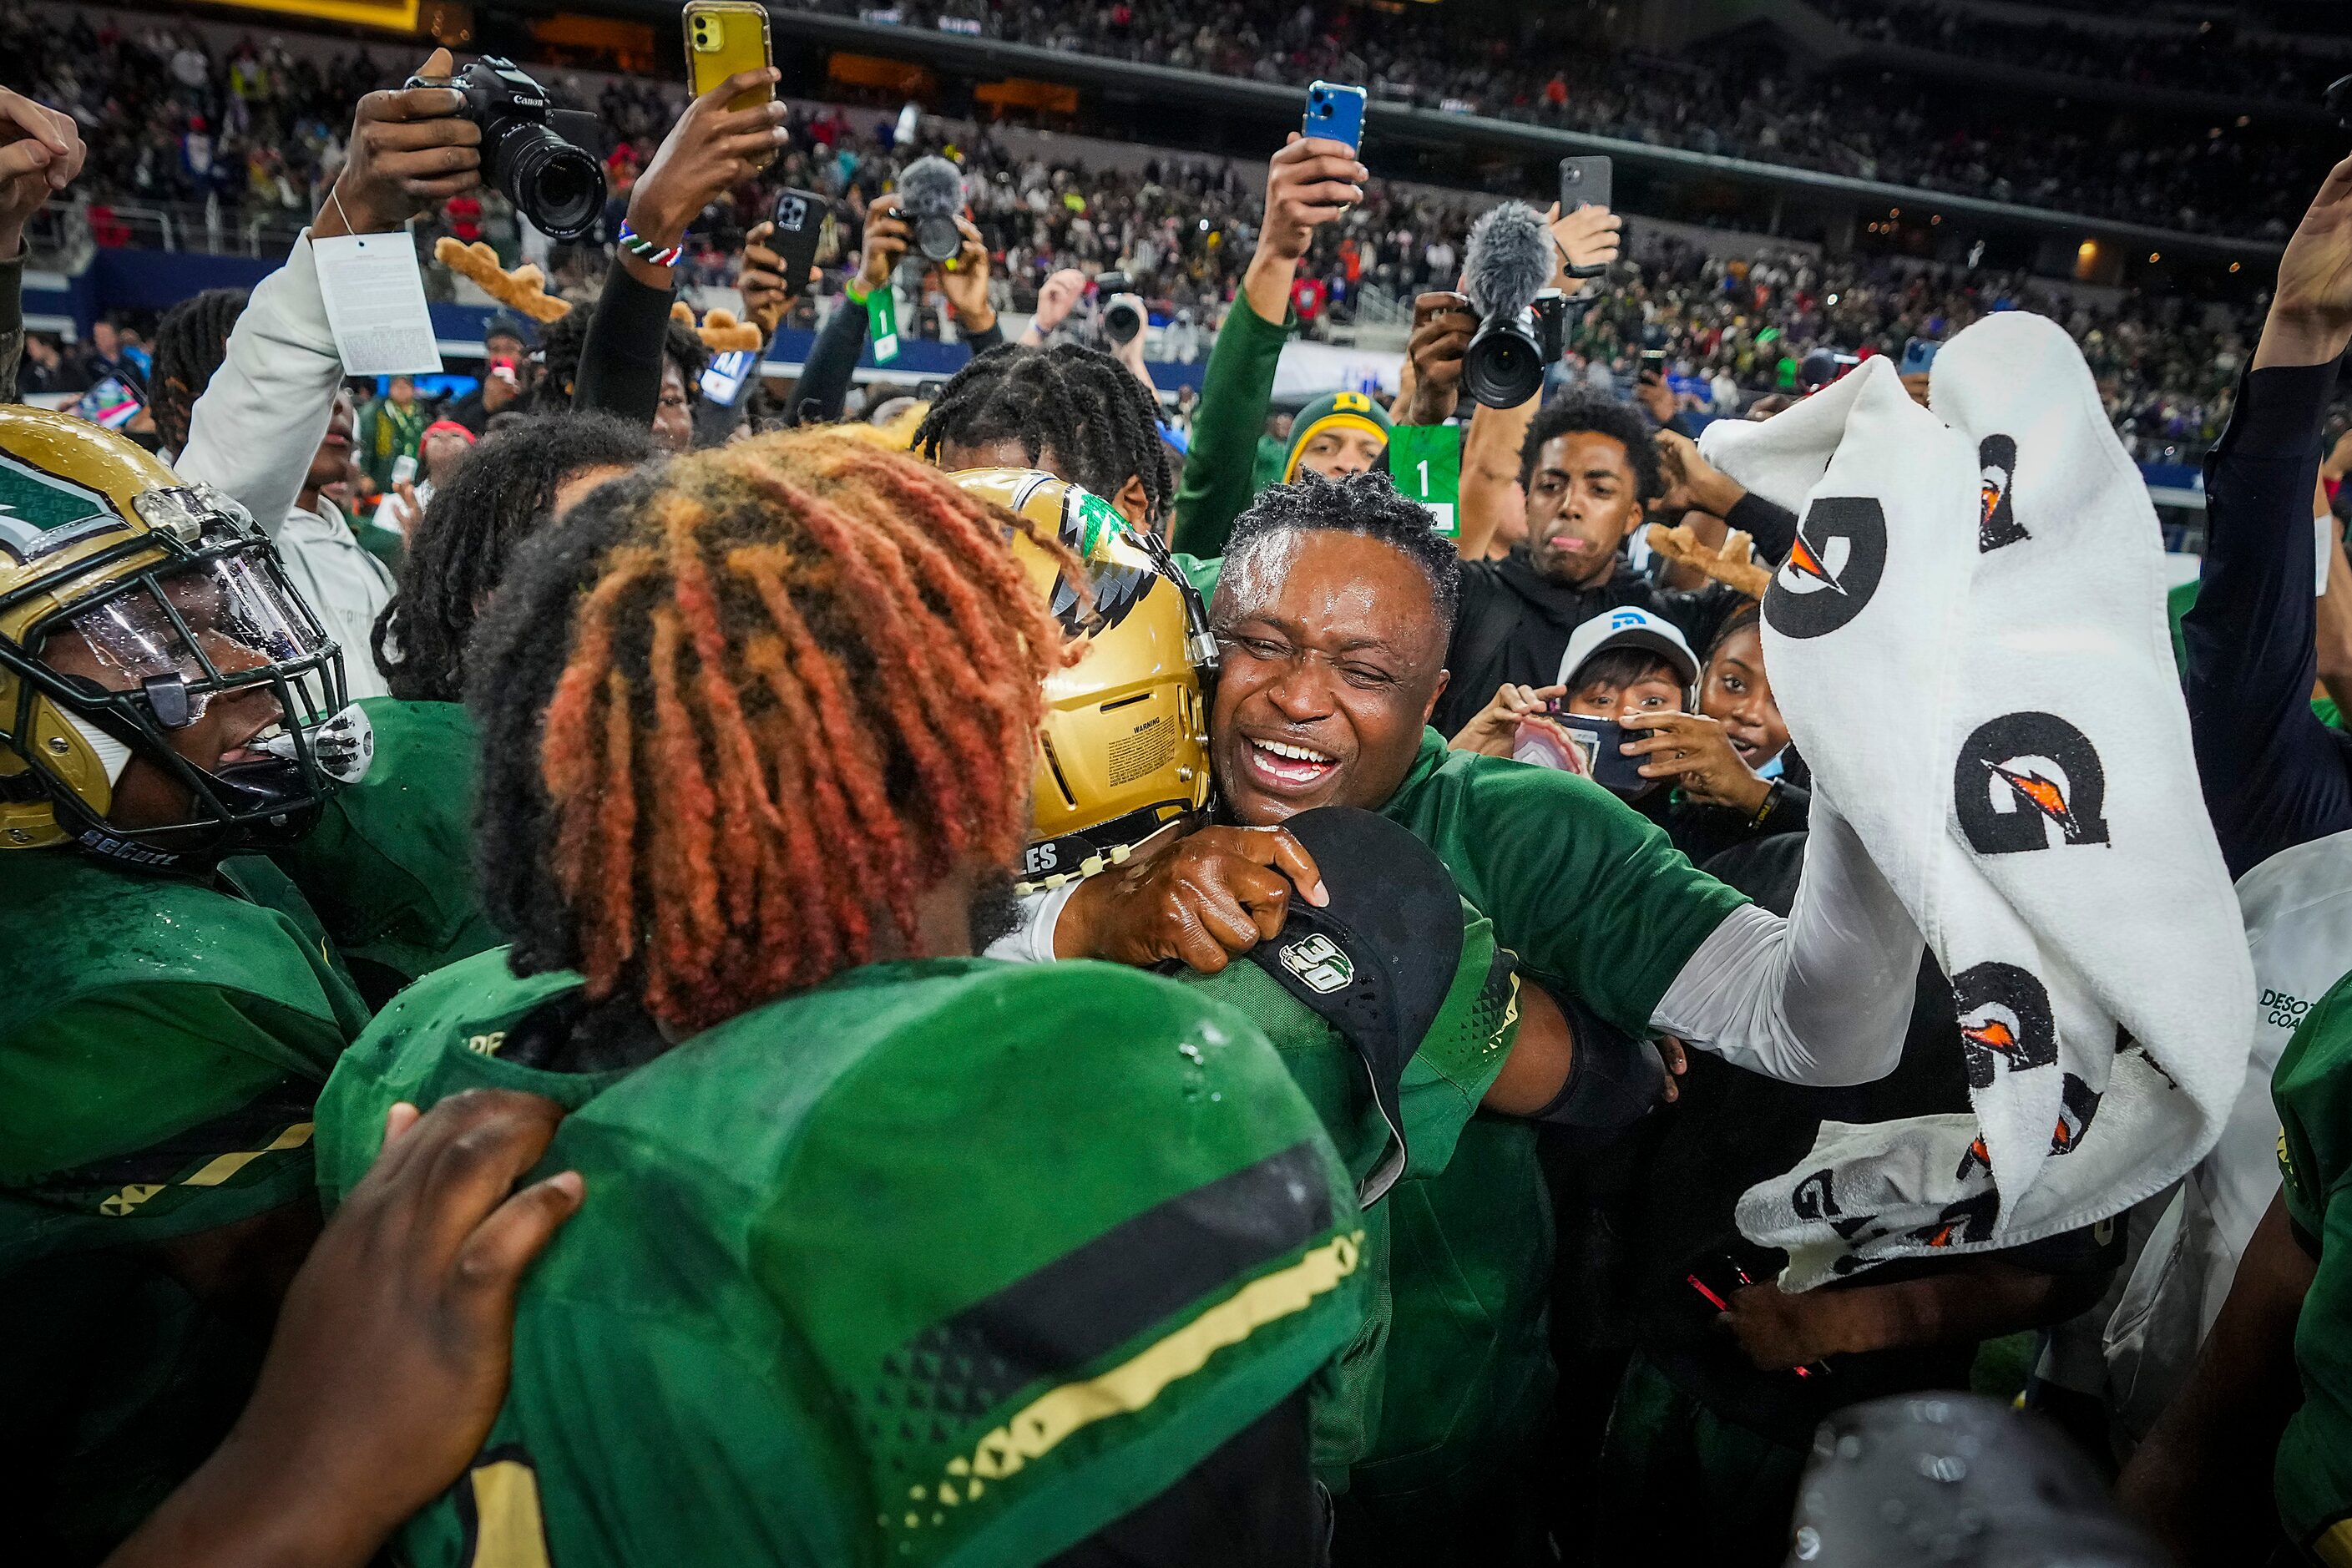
[1171,292,1294,560]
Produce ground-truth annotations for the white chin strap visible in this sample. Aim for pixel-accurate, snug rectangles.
[64,712,134,787]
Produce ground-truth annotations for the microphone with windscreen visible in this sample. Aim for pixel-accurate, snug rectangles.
[898,156,969,264]
[1461,201,1567,409]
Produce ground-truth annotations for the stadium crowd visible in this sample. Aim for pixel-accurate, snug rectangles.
[0,12,2269,468]
[781,0,2337,237]
[9,12,2352,1568]
[1815,0,2351,100]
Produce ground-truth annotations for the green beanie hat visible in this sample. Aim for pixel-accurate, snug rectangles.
[1283,391,1393,482]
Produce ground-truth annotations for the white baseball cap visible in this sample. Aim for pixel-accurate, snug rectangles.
[1556,606,1701,691]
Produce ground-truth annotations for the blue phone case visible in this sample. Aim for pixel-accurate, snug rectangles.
[1304,81,1367,149]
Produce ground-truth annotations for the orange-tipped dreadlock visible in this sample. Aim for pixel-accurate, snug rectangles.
[476,430,1074,1035]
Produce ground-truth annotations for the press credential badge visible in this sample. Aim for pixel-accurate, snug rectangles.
[312,233,444,377]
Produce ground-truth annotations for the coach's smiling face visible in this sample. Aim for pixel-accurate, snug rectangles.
[1207,529,1449,825]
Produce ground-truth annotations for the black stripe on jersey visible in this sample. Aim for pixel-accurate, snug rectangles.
[26,1076,319,1191]
[890,1141,1333,1413]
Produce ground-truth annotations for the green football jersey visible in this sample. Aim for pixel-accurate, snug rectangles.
[1361,731,1740,1495]
[2274,968,2352,1565]
[1171,903,1521,1485]
[273,696,501,1006]
[317,949,1367,1568]
[0,848,369,1560]
[0,851,367,1257]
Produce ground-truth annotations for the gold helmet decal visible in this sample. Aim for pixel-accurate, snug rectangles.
[950,467,1215,893]
[0,406,365,872]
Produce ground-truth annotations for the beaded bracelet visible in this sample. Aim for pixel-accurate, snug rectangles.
[615,220,683,269]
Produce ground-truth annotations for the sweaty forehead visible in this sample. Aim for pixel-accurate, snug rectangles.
[1541,430,1632,478]
[1216,528,1445,663]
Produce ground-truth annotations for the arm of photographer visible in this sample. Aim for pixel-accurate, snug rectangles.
[573,68,782,427]
[785,200,1003,427]
[2182,149,2352,879]
[1168,134,1363,559]
[179,52,480,531]
[0,87,81,405]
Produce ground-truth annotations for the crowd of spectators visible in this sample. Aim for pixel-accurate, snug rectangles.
[1818,0,2351,100]
[14,27,2352,1568]
[1570,236,2253,459]
[784,0,2336,237]
[0,9,2274,461]
[4,1,2340,248]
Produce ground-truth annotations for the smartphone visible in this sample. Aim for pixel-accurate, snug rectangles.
[1545,707,1649,796]
[1900,336,1940,377]
[684,0,775,112]
[1303,80,1367,151]
[1686,1254,1831,1379]
[769,187,828,296]
[73,375,144,432]
[391,453,418,487]
[1559,154,1612,212]
[701,347,761,407]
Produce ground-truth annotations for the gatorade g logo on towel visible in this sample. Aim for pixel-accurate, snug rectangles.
[1978,434,2027,552]
[1951,960,2059,1090]
[1955,1135,1992,1181]
[2051,1072,2102,1155]
[1763,496,1886,640]
[1909,1189,2000,1249]
[1790,1169,1877,1241]
[1955,711,2111,854]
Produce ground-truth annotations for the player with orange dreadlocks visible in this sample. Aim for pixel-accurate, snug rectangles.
[311,432,1367,1568]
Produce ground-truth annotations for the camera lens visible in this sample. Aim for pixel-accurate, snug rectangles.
[495,126,605,242]
[915,214,964,264]
[1104,300,1143,346]
[1464,322,1541,408]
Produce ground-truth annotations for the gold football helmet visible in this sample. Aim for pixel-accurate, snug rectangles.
[0,407,368,873]
[951,467,1216,893]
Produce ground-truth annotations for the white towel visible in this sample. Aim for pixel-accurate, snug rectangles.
[1697,319,2253,1290]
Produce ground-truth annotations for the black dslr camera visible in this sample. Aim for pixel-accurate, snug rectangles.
[1094,270,1145,346]
[409,58,606,242]
[1462,292,1568,409]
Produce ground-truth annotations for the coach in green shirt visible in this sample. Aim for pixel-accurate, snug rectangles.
[1051,473,1925,1556]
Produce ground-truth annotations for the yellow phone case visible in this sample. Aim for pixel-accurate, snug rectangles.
[684,1,775,113]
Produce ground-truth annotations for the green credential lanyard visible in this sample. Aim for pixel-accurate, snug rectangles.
[1388,423,1461,539]
[866,286,900,364]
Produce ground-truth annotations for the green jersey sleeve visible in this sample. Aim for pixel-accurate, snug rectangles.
[1378,731,1750,1036]
[273,697,502,1004]
[0,987,336,1255]
[0,852,366,1263]
[2272,973,2352,1559]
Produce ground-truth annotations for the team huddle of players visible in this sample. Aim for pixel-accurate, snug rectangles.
[0,366,1799,1565]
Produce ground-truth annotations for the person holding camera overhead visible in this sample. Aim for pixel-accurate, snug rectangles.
[784,159,1007,428]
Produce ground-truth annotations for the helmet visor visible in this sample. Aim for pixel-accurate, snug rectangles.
[47,549,333,726]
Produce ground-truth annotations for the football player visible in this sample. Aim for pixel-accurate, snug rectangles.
[0,407,373,1555]
[313,432,1368,1565]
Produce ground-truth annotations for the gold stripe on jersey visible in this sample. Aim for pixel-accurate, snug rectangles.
[463,1457,553,1568]
[939,1228,1363,1491]
[96,1121,315,1214]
